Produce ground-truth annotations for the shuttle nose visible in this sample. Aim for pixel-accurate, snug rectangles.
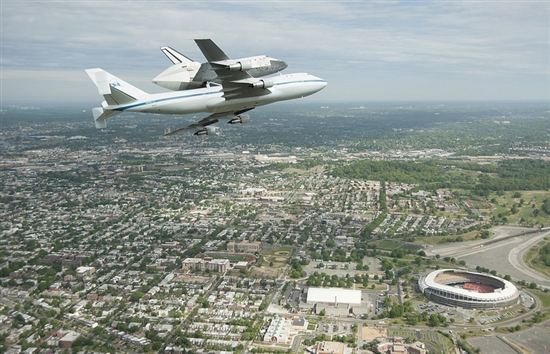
[271,59,288,72]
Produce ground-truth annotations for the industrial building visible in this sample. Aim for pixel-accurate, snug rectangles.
[305,287,366,316]
[263,315,291,343]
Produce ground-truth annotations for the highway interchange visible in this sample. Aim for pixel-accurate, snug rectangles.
[425,226,550,289]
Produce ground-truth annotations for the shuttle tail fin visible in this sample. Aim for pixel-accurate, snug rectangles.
[153,47,203,90]
[160,46,195,65]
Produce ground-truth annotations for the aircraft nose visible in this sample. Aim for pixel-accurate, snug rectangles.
[307,75,327,94]
[312,75,327,88]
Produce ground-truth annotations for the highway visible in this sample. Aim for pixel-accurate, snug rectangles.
[425,227,550,289]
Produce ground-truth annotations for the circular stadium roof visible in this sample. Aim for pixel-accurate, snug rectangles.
[419,269,518,303]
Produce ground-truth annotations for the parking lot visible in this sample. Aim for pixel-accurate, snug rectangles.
[468,336,518,354]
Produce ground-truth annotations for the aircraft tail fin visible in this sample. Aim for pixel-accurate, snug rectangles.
[85,68,148,106]
[160,46,195,65]
[195,39,230,62]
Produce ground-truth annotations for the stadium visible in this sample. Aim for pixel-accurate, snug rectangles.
[418,269,520,309]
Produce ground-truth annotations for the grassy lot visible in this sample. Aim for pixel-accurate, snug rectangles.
[377,240,402,250]
[282,167,307,174]
[399,243,424,251]
[490,190,550,226]
[387,329,454,353]
[415,230,481,246]
[282,165,324,175]
[529,288,550,308]
[522,238,550,278]
[377,239,424,251]
[262,246,295,256]
[355,283,388,291]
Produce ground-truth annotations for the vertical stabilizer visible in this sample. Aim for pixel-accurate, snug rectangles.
[85,68,148,105]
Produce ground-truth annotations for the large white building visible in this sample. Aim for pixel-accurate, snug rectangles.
[307,287,361,305]
[306,288,364,316]
[264,316,291,343]
[75,266,95,277]
[182,258,229,273]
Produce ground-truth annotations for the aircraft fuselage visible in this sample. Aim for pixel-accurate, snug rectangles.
[105,73,326,116]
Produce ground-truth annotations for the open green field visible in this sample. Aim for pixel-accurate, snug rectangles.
[378,239,424,251]
[378,240,402,250]
[523,238,550,278]
[530,288,550,308]
[399,243,424,251]
[280,164,324,175]
[262,246,294,256]
[388,329,454,354]
[491,190,550,226]
[355,283,388,291]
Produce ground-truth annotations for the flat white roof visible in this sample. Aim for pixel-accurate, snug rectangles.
[307,287,361,305]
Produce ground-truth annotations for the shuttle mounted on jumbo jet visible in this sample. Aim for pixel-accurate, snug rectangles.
[86,39,326,136]
[152,40,288,91]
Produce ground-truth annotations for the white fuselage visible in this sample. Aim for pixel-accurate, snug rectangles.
[105,73,326,116]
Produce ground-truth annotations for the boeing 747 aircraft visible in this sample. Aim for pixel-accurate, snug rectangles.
[86,39,326,136]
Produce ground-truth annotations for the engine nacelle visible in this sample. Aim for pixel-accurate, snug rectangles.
[194,126,219,136]
[228,60,253,71]
[249,78,274,89]
[228,114,251,125]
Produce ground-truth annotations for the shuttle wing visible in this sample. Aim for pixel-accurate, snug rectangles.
[194,39,273,100]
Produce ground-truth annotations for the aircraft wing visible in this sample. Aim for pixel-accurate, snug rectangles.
[194,39,273,99]
[165,108,253,136]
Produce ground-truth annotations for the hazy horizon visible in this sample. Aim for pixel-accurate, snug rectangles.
[1,1,548,104]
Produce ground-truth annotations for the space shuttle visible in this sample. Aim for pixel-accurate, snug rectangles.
[152,41,288,91]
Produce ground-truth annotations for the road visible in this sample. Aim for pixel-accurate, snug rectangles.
[508,231,550,286]
[425,227,550,289]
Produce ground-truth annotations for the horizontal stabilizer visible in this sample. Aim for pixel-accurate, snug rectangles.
[92,107,121,128]
[94,118,107,129]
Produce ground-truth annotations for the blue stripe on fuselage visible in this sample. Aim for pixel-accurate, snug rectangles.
[113,79,326,112]
[114,90,221,111]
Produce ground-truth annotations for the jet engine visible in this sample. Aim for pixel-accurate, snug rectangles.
[228,114,251,125]
[249,79,274,89]
[194,126,219,136]
[225,55,273,71]
[228,60,253,71]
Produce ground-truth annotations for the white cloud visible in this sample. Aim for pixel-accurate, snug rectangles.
[1,1,548,101]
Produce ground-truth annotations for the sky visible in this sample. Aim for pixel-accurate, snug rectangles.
[1,0,549,104]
